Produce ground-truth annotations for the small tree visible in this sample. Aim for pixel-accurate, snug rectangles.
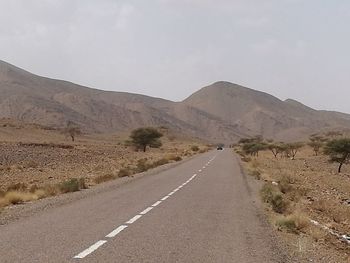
[286,142,304,160]
[242,142,267,157]
[130,127,163,152]
[268,143,285,158]
[64,122,81,142]
[308,135,327,156]
[324,138,350,173]
[308,141,323,156]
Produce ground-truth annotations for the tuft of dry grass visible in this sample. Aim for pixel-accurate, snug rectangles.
[118,168,131,177]
[248,168,261,180]
[6,183,28,192]
[152,158,169,167]
[191,145,200,152]
[278,176,294,194]
[276,213,310,234]
[94,173,117,184]
[58,178,87,193]
[260,183,288,214]
[4,191,39,205]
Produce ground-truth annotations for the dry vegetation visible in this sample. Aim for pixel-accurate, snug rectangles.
[0,119,210,213]
[237,141,350,262]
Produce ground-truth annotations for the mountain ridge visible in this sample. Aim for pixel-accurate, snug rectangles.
[1,60,350,142]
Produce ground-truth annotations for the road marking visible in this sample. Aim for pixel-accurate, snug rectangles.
[74,240,107,259]
[140,207,153,215]
[126,215,142,224]
[73,156,217,259]
[152,201,162,207]
[106,225,128,238]
[161,195,170,201]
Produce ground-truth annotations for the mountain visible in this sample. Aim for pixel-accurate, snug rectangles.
[1,60,350,143]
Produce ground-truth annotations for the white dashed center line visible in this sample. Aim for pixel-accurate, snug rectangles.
[152,201,162,207]
[74,240,107,259]
[73,155,217,260]
[161,196,170,201]
[140,207,154,215]
[126,215,143,224]
[106,225,128,238]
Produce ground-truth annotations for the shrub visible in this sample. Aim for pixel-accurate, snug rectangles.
[136,159,152,173]
[4,191,38,204]
[260,183,277,203]
[59,178,81,193]
[173,156,182,162]
[248,169,261,180]
[78,178,88,189]
[276,216,297,233]
[191,145,200,152]
[271,194,288,214]
[118,168,131,177]
[278,176,294,194]
[166,155,182,162]
[241,156,252,162]
[42,184,60,197]
[94,174,117,184]
[276,214,309,233]
[152,158,169,167]
[260,183,288,214]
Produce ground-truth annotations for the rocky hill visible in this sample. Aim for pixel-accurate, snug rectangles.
[1,60,350,142]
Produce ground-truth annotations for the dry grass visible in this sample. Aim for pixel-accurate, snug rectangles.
[118,168,131,178]
[93,173,117,184]
[276,213,310,234]
[59,178,87,193]
[240,146,350,261]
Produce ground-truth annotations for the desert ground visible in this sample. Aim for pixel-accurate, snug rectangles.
[0,118,209,214]
[240,146,350,262]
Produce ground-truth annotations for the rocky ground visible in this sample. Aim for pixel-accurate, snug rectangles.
[0,119,209,214]
[241,147,350,262]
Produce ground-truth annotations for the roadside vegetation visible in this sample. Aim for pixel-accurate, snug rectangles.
[0,121,210,213]
[235,132,350,261]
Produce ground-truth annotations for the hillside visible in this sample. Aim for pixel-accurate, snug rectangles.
[1,60,350,142]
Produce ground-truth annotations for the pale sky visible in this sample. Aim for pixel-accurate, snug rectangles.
[1,0,349,113]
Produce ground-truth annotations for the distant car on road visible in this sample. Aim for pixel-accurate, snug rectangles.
[217,146,223,150]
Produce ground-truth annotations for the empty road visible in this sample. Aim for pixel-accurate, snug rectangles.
[0,150,287,262]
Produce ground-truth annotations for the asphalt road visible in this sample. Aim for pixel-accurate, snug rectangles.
[0,150,287,262]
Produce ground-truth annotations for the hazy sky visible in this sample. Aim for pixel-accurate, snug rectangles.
[1,0,349,112]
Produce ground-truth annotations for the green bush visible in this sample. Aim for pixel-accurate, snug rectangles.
[59,178,81,193]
